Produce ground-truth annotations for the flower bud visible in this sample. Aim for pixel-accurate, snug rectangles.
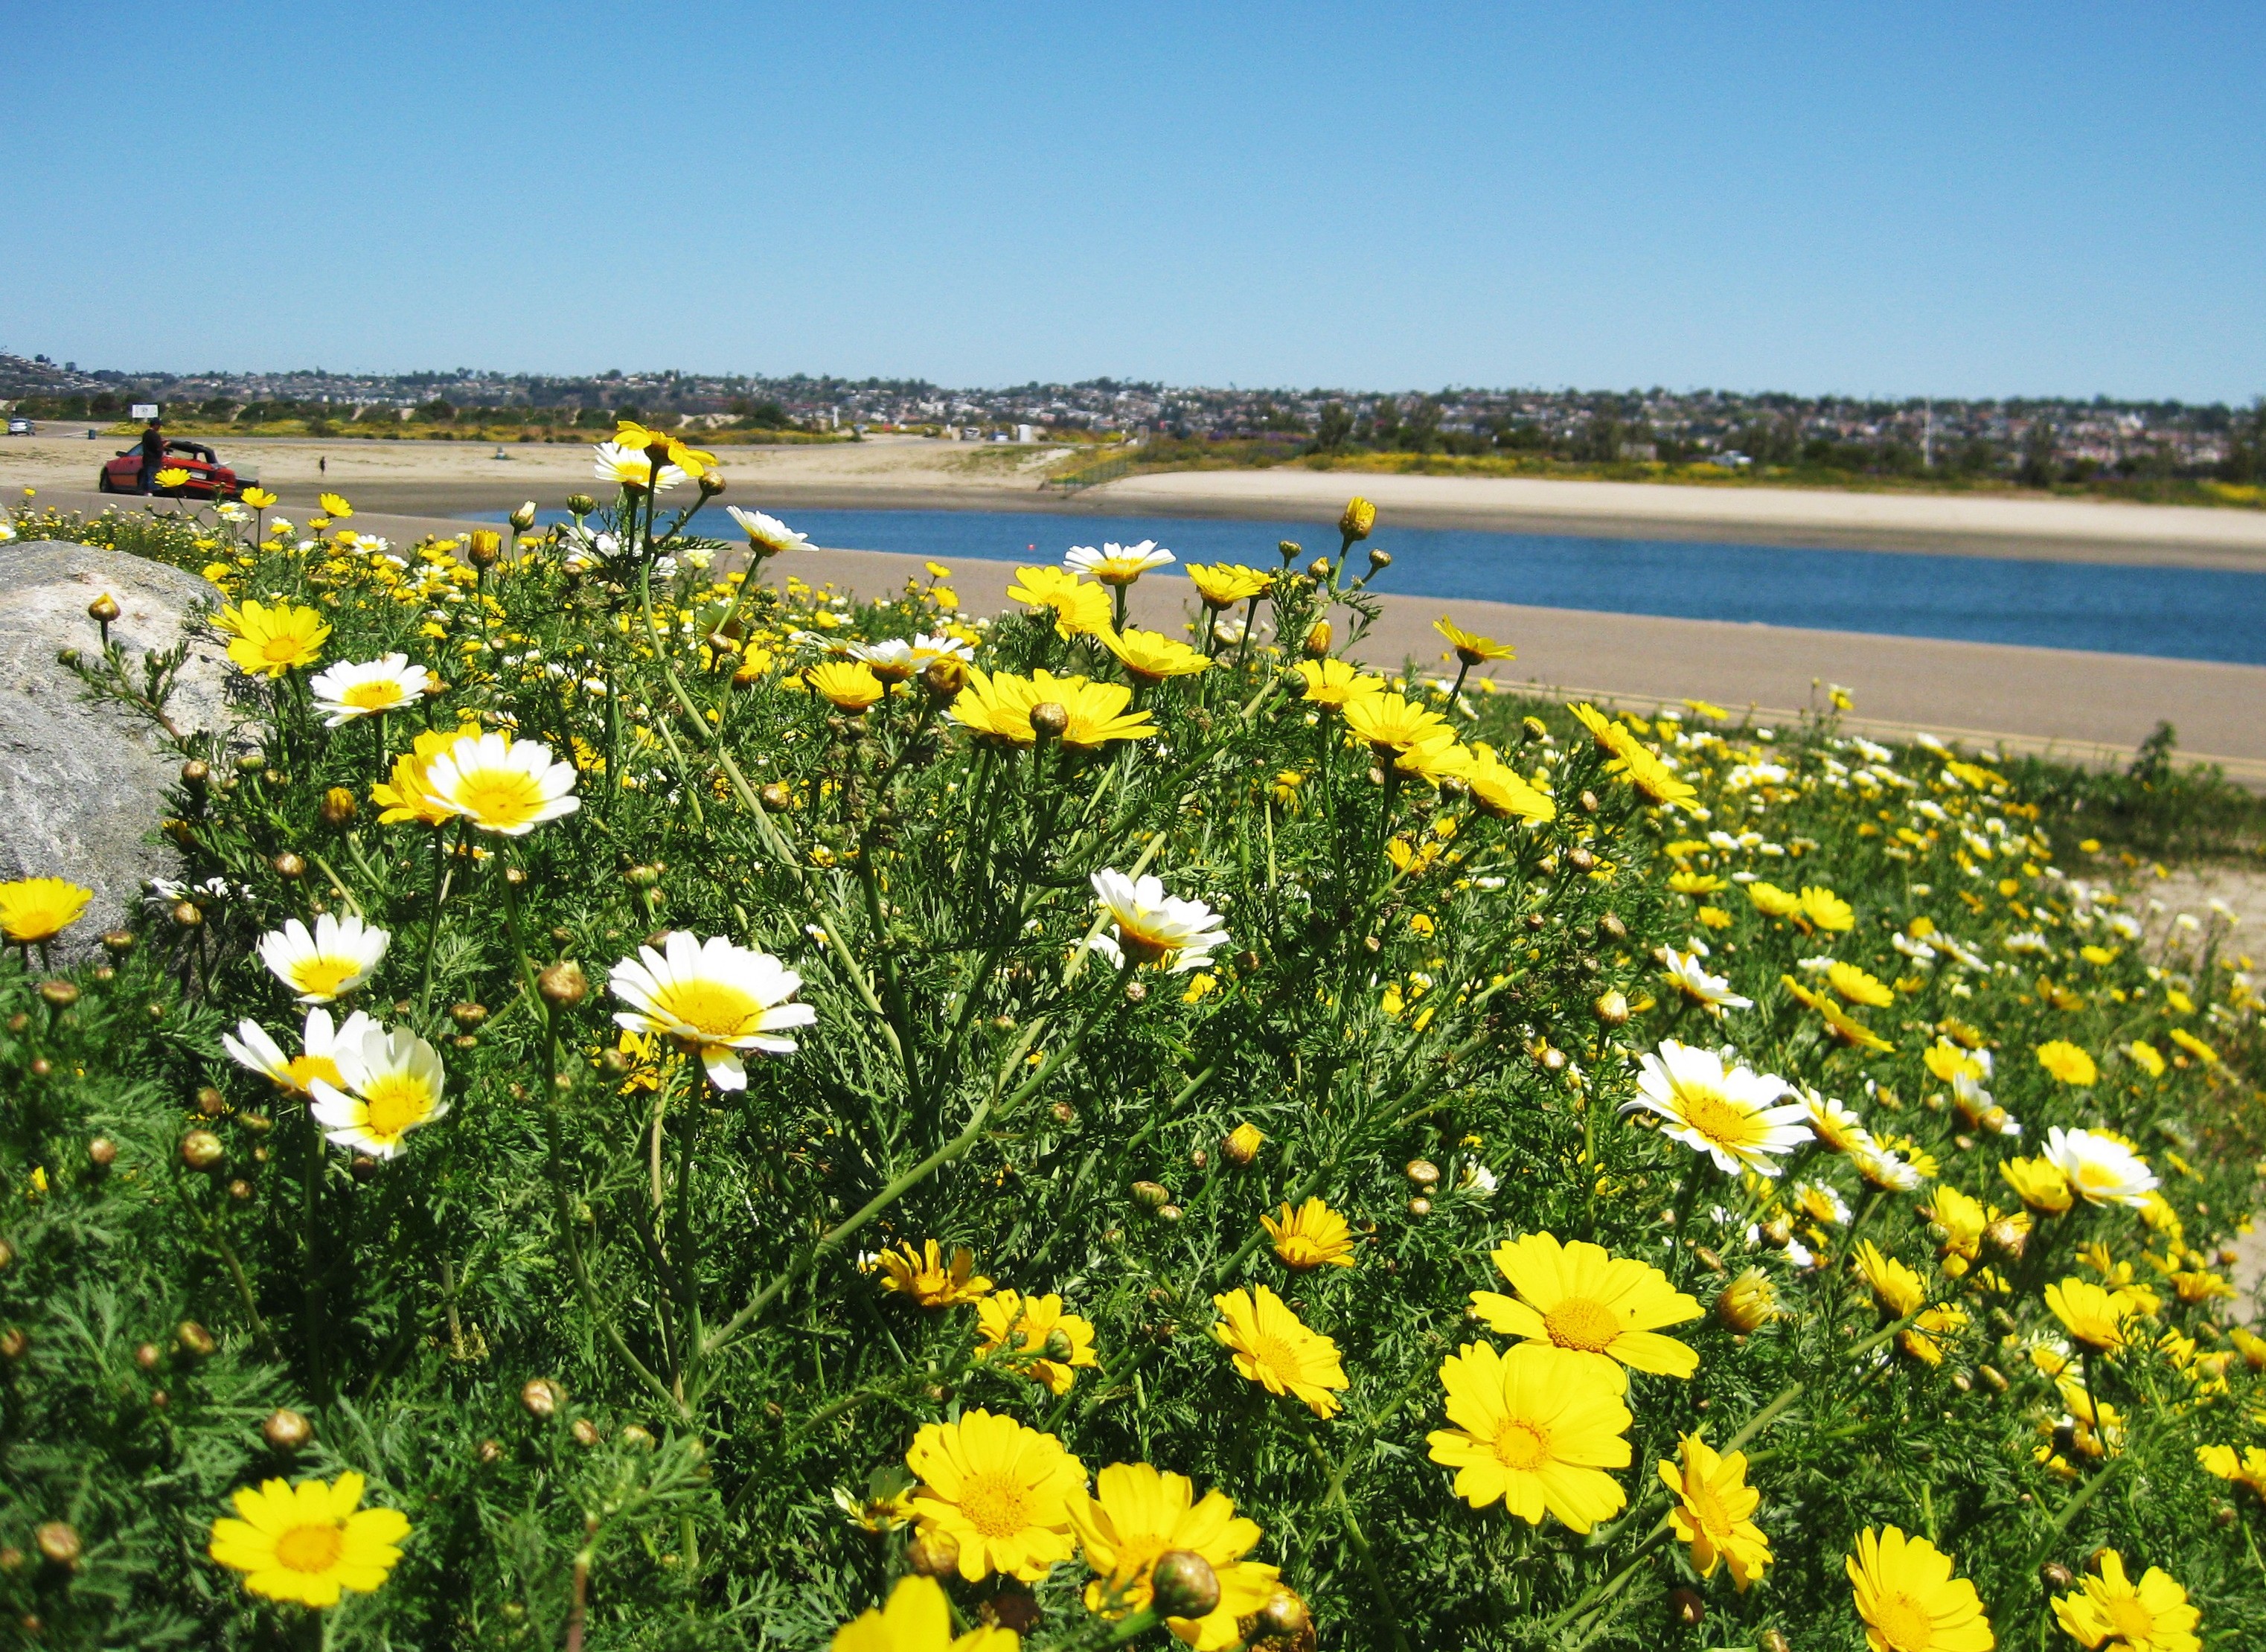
[1668,1587,1705,1627]
[537,961,588,1010]
[1301,621,1331,658]
[1150,1550,1222,1621]
[906,1527,961,1578]
[1760,1633,1791,1652]
[34,1523,80,1570]
[0,1328,27,1361]
[181,1130,225,1172]
[1978,1363,2009,1393]
[1367,548,1392,573]
[263,1408,313,1451]
[566,492,597,516]
[1252,1587,1313,1642]
[173,900,204,929]
[1405,1159,1441,1188]
[1131,1180,1171,1211]
[1339,496,1377,541]
[697,470,726,497]
[1156,1204,1184,1223]
[1406,1194,1433,1217]
[521,1378,561,1419]
[1982,1217,2027,1259]
[759,782,793,811]
[176,1320,217,1359]
[509,501,539,532]
[1223,1123,1264,1166]
[88,1135,117,1168]
[196,1086,227,1115]
[450,1002,488,1028]
[1276,540,1302,563]
[467,528,503,567]
[572,1418,602,1447]
[1715,1270,1778,1333]
[920,656,967,699]
[181,758,210,789]
[100,929,135,957]
[40,979,79,1010]
[1030,702,1069,742]
[2041,1561,2074,1589]
[1591,989,1630,1026]
[620,1424,656,1450]
[319,786,358,828]
[272,851,307,880]
[1759,1215,1793,1249]
[89,592,121,625]
[1042,1327,1075,1362]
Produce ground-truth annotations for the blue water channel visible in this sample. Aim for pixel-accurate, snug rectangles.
[502,506,2266,666]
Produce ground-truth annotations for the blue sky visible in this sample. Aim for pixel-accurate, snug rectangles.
[3,2,2259,400]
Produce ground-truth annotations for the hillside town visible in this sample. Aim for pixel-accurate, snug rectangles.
[3,349,2258,481]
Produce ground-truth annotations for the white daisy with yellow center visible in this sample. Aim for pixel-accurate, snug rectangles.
[1087,869,1229,974]
[847,633,974,682]
[223,1005,379,1097]
[1625,1040,1810,1177]
[421,731,580,836]
[1657,946,1752,1014]
[1065,540,1174,586]
[2043,1126,2157,1208]
[310,1025,449,1158]
[592,440,685,493]
[724,506,812,557]
[257,914,391,1004]
[608,931,816,1091]
[307,654,432,726]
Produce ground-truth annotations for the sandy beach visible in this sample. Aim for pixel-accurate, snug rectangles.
[7,432,2265,568]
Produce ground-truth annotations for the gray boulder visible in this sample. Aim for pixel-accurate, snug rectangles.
[0,541,245,954]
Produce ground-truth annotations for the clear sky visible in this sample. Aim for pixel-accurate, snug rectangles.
[3,2,2259,401]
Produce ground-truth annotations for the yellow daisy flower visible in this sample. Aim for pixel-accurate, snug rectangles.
[1828,961,1895,1008]
[874,1240,992,1308]
[1799,886,1856,932]
[806,660,886,711]
[1469,1231,1701,1390]
[1260,1197,1357,1271]
[1463,743,1557,822]
[1846,1526,1993,1652]
[371,725,481,827]
[1854,1240,1927,1319]
[1184,562,1272,609]
[1999,1154,2073,1215]
[207,1471,409,1609]
[0,877,94,946]
[1426,1341,1630,1530]
[222,598,331,677]
[1342,691,1452,758]
[1005,566,1112,637]
[1660,1432,1772,1589]
[1433,615,1516,665]
[1100,626,1211,685]
[1783,975,1895,1053]
[2049,1550,2200,1652]
[1293,658,1387,708]
[613,420,717,479]
[976,1290,1099,1395]
[2035,1040,2099,1086]
[2045,1277,2137,1352]
[1747,880,1802,919]
[828,1575,1018,1652]
[906,1409,1084,1583]
[318,491,354,519]
[1211,1285,1348,1418]
[1068,1461,1279,1651]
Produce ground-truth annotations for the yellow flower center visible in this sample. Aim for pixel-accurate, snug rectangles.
[1276,1234,1333,1270]
[284,1054,345,1095]
[1490,1418,1551,1472]
[2103,1597,2157,1641]
[260,633,309,665]
[1686,1476,1734,1541]
[1672,1082,1763,1149]
[1543,1296,1624,1354]
[1114,922,1176,966]
[1869,1592,1938,1652]
[273,1520,346,1574]
[342,679,405,710]
[2,906,69,942]
[1249,1331,1305,1386]
[290,957,362,999]
[360,1074,437,1141]
[956,1470,1032,1540]
[450,766,548,830]
[653,979,764,1040]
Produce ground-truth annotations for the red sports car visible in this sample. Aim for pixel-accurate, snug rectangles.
[97,440,257,500]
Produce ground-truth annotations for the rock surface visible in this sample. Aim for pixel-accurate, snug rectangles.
[0,541,244,953]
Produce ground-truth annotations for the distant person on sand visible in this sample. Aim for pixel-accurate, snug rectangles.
[319,455,327,476]
[138,417,164,493]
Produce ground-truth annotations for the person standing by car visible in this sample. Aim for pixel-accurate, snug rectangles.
[138,417,165,493]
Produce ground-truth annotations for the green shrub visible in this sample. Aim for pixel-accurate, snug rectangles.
[2,478,2262,1651]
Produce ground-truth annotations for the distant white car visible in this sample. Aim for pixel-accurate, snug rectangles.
[5,417,32,435]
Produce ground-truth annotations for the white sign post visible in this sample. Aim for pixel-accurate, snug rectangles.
[131,403,159,420]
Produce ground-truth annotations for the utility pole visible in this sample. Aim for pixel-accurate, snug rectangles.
[1921,399,1933,469]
